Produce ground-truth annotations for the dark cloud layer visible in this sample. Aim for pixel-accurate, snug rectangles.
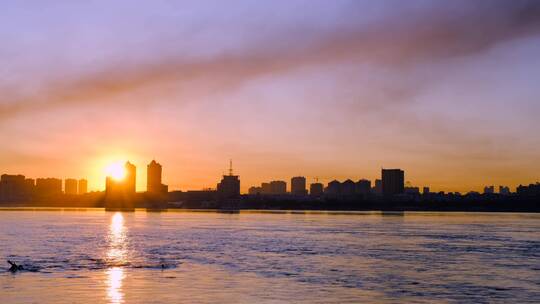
[1,0,540,119]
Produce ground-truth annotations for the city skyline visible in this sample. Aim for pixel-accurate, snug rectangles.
[0,162,528,194]
[1,1,540,193]
[2,156,538,212]
[0,160,523,195]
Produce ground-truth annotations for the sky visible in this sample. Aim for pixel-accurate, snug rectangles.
[1,0,540,193]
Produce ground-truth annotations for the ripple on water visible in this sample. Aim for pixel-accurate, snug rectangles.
[1,211,539,303]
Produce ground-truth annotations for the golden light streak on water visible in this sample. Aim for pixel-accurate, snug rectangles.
[107,212,127,263]
[106,212,127,303]
[106,267,125,304]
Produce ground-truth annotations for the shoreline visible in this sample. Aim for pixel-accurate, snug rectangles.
[0,206,539,215]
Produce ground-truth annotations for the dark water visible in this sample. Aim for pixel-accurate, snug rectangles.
[1,209,539,303]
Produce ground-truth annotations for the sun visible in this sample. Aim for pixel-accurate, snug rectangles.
[105,161,126,181]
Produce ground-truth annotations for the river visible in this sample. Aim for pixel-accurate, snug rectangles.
[1,209,539,303]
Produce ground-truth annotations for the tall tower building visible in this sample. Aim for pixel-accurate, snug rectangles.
[78,179,88,194]
[147,160,162,193]
[125,161,137,194]
[217,160,240,200]
[65,178,78,195]
[381,169,404,196]
[291,176,307,195]
[105,161,137,209]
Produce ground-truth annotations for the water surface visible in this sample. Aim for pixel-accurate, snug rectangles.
[1,209,539,303]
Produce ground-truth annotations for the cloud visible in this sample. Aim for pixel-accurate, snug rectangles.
[1,0,540,119]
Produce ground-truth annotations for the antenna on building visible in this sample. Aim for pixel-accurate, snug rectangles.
[229,159,233,176]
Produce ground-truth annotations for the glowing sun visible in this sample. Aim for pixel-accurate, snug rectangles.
[105,162,126,181]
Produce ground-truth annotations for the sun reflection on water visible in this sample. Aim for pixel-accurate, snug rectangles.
[106,212,127,304]
[111,212,124,233]
[107,212,127,263]
[107,267,125,304]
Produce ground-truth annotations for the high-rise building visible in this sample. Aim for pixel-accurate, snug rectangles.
[423,187,430,195]
[269,181,287,195]
[147,160,163,194]
[125,161,137,194]
[291,176,307,196]
[355,179,371,195]
[78,179,88,194]
[64,179,78,195]
[261,183,271,194]
[381,169,404,196]
[217,161,240,200]
[341,179,356,196]
[0,174,27,201]
[105,161,137,208]
[309,183,324,197]
[484,186,494,194]
[325,180,341,195]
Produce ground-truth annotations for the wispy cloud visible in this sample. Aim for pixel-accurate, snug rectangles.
[1,0,539,119]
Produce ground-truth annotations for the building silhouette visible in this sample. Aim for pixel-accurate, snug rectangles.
[168,189,217,204]
[517,183,540,196]
[248,186,262,195]
[373,179,382,195]
[291,176,307,196]
[0,174,27,201]
[484,185,495,194]
[24,178,35,197]
[499,186,510,195]
[261,182,271,194]
[355,179,371,195]
[269,181,287,195]
[65,179,78,195]
[381,169,404,196]
[147,160,168,194]
[405,186,420,195]
[341,179,356,196]
[125,161,136,194]
[217,161,240,200]
[35,178,62,197]
[325,180,341,196]
[105,161,137,209]
[78,179,88,194]
[423,187,430,195]
[309,183,324,197]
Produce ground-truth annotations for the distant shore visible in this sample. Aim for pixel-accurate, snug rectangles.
[0,204,539,213]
